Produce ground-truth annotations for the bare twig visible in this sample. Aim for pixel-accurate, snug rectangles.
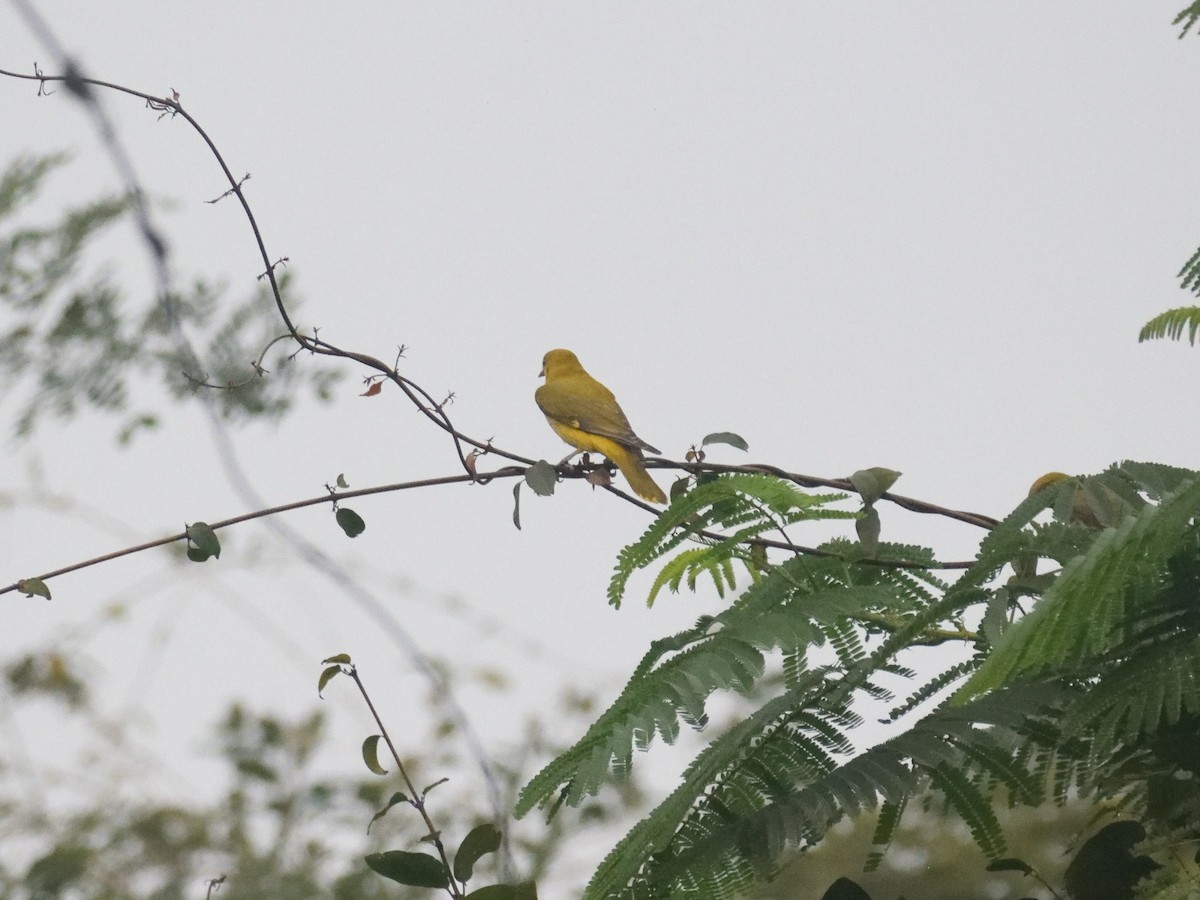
[1,469,526,597]
[343,662,465,898]
[0,62,1004,539]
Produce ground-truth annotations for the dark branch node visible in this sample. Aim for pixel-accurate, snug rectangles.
[33,62,55,95]
[256,256,289,280]
[62,60,91,100]
[207,173,251,205]
[144,91,180,120]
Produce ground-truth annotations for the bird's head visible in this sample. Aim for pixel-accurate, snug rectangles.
[540,348,584,379]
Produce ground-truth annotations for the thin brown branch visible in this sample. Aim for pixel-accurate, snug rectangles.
[581,466,979,569]
[348,664,463,898]
[0,468,525,598]
[3,457,984,602]
[0,64,995,588]
[662,459,1000,530]
[856,611,980,645]
[0,64,1003,534]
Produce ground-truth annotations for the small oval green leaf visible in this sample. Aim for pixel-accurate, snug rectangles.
[465,887,518,900]
[466,884,539,900]
[322,653,352,665]
[364,850,449,888]
[17,578,51,600]
[317,665,341,698]
[749,541,769,573]
[362,734,388,775]
[849,467,902,504]
[454,823,503,883]
[186,520,222,556]
[368,791,410,833]
[524,460,558,497]
[701,431,749,451]
[856,506,881,556]
[186,525,222,561]
[336,507,366,538]
[669,477,690,502]
[512,482,522,530]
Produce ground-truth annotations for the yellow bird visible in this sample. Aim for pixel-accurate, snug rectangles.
[536,348,667,504]
[1028,471,1106,528]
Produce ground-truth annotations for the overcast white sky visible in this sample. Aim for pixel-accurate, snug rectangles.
[4,2,1200,892]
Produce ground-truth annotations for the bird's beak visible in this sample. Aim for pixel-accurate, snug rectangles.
[538,365,545,377]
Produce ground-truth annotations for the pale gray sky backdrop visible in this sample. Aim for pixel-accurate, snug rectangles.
[4,3,1200,892]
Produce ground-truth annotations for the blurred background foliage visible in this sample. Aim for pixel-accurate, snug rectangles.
[0,153,340,445]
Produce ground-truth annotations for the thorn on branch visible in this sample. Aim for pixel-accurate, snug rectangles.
[256,255,289,280]
[204,874,226,899]
[289,328,316,360]
[207,173,251,205]
[182,370,257,393]
[182,370,208,393]
[145,88,181,120]
[33,62,55,96]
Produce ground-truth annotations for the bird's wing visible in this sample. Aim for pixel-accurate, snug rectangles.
[536,378,658,453]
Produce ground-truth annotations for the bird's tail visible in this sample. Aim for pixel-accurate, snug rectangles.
[611,447,667,504]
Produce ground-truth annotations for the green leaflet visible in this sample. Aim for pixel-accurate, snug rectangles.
[515,557,903,819]
[608,473,852,609]
[960,476,1200,699]
[525,460,1200,898]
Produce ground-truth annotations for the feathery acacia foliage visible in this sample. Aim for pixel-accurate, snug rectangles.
[0,154,339,442]
[6,14,1200,893]
[607,473,855,608]
[1177,2,1200,38]
[1139,306,1200,345]
[516,460,1200,898]
[1137,185,1200,344]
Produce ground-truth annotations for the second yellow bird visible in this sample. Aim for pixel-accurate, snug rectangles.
[536,349,667,504]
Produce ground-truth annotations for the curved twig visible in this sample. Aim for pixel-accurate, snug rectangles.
[0,63,1002,537]
[3,459,983,602]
